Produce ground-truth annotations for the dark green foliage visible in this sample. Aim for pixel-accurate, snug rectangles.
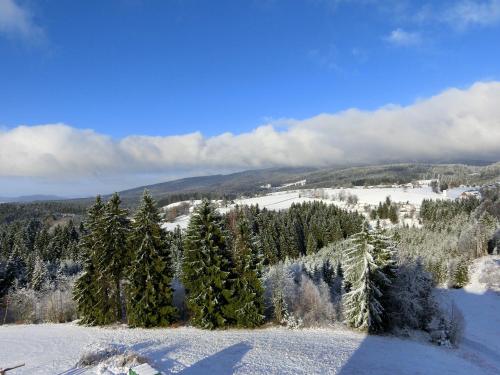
[74,196,106,325]
[100,193,131,322]
[420,197,480,230]
[306,233,318,256]
[451,258,470,288]
[223,213,265,328]
[182,200,233,329]
[231,201,364,264]
[370,196,399,224]
[127,191,177,327]
[0,201,85,225]
[169,226,184,278]
[73,252,100,325]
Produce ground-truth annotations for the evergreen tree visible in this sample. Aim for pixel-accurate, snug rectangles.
[100,193,130,322]
[30,253,48,291]
[342,229,393,332]
[127,191,177,327]
[224,215,264,327]
[73,196,108,325]
[306,233,318,255]
[452,257,470,288]
[182,199,232,329]
[169,226,184,278]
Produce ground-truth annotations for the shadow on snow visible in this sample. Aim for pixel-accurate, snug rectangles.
[338,287,500,375]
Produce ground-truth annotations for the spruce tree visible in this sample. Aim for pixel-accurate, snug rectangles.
[182,199,232,329]
[74,196,107,325]
[306,233,318,255]
[127,191,177,327]
[30,253,48,291]
[452,257,470,288]
[342,229,393,332]
[224,215,264,328]
[100,193,130,322]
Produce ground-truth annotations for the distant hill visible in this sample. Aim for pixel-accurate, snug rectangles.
[0,194,67,203]
[2,162,499,210]
[115,167,317,205]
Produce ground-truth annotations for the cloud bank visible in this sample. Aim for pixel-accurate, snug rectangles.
[1,81,500,184]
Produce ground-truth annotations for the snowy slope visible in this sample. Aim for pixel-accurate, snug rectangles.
[2,255,500,375]
[0,323,492,375]
[449,256,500,374]
[161,186,466,230]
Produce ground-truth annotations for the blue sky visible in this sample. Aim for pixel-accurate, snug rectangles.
[1,0,500,196]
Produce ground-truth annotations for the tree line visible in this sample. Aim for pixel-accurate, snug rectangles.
[74,192,265,328]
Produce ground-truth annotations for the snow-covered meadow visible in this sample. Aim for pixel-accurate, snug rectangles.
[1,256,498,375]
[161,186,469,230]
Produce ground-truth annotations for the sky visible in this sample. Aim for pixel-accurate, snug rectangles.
[1,0,500,197]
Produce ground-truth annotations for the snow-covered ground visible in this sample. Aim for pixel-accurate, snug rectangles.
[161,186,468,230]
[1,256,499,375]
[448,256,500,374]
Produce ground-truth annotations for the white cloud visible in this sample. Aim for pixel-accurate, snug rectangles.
[0,0,44,41]
[1,81,500,188]
[385,28,422,46]
[442,0,500,29]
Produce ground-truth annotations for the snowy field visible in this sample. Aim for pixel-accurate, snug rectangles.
[1,256,498,375]
[162,186,468,230]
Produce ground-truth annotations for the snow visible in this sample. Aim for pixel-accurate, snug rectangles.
[0,324,488,375]
[131,363,160,375]
[162,214,191,231]
[161,186,467,230]
[448,256,500,374]
[1,256,499,375]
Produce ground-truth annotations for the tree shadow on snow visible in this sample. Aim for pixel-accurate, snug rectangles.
[140,342,187,373]
[336,288,500,375]
[176,342,252,375]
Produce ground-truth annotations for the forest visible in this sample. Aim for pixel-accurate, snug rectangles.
[0,183,498,348]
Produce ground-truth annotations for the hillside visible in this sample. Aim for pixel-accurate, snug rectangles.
[1,255,498,374]
[119,162,500,206]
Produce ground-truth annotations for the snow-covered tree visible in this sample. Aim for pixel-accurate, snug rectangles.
[182,199,232,329]
[386,259,437,330]
[265,262,294,324]
[30,254,49,291]
[127,191,177,327]
[342,229,393,332]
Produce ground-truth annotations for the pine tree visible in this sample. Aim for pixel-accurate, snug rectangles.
[182,199,232,329]
[30,253,49,291]
[306,233,318,255]
[169,226,184,278]
[73,196,107,325]
[452,257,470,288]
[342,229,393,332]
[371,229,396,278]
[224,215,264,328]
[127,191,177,327]
[100,193,130,322]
